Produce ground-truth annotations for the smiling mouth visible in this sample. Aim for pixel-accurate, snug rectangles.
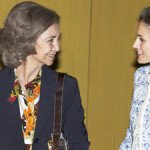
[48,54,56,59]
[137,50,143,55]
[137,53,144,58]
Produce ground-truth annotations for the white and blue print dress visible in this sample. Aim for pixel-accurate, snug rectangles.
[120,65,150,150]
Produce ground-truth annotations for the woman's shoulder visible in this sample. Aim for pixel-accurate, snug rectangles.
[134,65,150,84]
[43,65,78,84]
[135,65,150,76]
[0,67,13,77]
[57,72,78,87]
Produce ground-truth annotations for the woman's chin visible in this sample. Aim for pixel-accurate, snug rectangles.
[45,61,54,66]
[137,59,150,64]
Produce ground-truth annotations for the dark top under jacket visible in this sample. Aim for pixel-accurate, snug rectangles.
[0,65,89,150]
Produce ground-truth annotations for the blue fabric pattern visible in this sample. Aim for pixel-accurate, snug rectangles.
[120,65,150,150]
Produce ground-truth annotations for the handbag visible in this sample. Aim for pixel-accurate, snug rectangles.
[48,73,69,150]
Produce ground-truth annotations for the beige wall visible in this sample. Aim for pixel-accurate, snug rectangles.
[88,1,150,149]
[1,0,150,150]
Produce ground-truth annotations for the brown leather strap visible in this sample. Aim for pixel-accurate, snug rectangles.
[53,73,65,149]
[25,144,31,150]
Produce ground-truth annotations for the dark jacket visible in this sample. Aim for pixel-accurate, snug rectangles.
[0,65,89,150]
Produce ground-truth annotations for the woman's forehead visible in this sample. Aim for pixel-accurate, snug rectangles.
[38,24,60,40]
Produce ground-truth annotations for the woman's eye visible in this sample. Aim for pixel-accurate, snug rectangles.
[139,38,144,42]
[49,38,54,42]
[46,38,54,43]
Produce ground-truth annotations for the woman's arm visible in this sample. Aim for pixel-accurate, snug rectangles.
[63,76,89,150]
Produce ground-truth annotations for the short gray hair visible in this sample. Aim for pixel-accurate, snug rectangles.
[0,1,60,68]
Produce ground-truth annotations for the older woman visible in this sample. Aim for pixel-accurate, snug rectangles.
[0,1,89,150]
[120,7,150,150]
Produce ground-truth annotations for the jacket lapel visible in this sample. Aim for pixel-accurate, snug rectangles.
[34,66,58,139]
[6,99,25,148]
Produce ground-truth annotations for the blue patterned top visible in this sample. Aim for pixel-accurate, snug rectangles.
[120,65,150,150]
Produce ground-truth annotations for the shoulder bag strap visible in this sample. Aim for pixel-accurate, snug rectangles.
[53,73,65,149]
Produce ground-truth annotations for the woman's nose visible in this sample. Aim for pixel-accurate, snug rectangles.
[133,38,140,49]
[53,41,60,52]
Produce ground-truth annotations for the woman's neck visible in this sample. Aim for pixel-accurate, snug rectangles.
[16,61,42,85]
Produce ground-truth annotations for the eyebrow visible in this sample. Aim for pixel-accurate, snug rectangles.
[137,34,143,37]
[45,36,56,40]
[45,34,61,40]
